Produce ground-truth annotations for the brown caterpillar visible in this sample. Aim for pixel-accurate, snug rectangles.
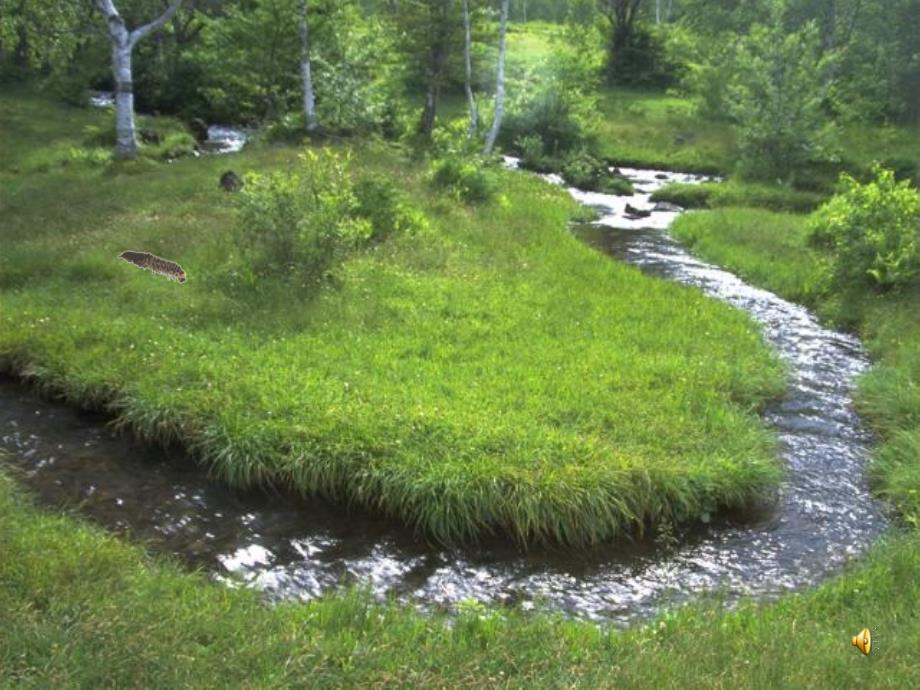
[119,251,187,283]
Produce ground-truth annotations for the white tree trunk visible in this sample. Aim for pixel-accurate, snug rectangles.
[97,0,184,159]
[483,0,509,156]
[299,0,318,132]
[462,0,478,137]
[666,0,673,21]
[113,43,136,159]
[656,0,661,24]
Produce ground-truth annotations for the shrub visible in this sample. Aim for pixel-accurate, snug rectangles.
[353,174,429,241]
[235,149,370,283]
[808,166,920,291]
[515,134,547,171]
[500,75,600,157]
[429,157,497,204]
[561,149,633,194]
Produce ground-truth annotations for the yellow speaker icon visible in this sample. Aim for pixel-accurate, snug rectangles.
[851,628,871,656]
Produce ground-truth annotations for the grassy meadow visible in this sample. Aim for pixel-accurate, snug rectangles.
[0,88,786,547]
[3,23,920,681]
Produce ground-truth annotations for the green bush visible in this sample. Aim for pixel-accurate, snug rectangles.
[429,157,497,204]
[353,174,429,241]
[561,149,634,194]
[500,76,599,157]
[515,134,547,171]
[808,167,920,290]
[236,149,371,283]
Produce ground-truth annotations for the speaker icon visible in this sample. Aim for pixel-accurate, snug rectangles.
[851,628,871,656]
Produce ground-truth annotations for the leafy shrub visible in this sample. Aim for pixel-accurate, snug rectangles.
[429,157,497,204]
[353,174,429,241]
[235,149,371,283]
[515,134,547,171]
[500,74,600,157]
[561,149,633,194]
[808,167,920,290]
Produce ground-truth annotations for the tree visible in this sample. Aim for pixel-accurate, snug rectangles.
[462,0,478,137]
[726,16,834,181]
[299,0,318,131]
[483,0,509,155]
[95,0,184,159]
[418,0,453,136]
[596,0,642,81]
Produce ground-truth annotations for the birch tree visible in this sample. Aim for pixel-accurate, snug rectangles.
[96,0,184,159]
[482,0,509,155]
[462,0,478,137]
[299,0,318,132]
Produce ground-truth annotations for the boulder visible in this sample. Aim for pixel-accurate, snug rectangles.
[652,201,684,213]
[138,128,162,145]
[219,170,243,192]
[189,117,210,143]
[624,203,652,219]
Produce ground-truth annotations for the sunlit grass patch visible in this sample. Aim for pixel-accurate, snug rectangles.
[0,89,785,546]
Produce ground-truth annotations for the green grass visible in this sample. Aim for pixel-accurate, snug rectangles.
[0,88,786,547]
[2,469,918,688]
[670,209,821,306]
[653,181,825,214]
[670,207,920,529]
[595,88,735,174]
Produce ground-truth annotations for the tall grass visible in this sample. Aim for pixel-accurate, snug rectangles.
[1,470,917,688]
[0,89,785,546]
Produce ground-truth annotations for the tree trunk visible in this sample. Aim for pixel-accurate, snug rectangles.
[113,44,137,158]
[655,0,660,24]
[483,0,509,156]
[299,0,318,132]
[97,0,183,160]
[417,0,451,137]
[462,0,478,137]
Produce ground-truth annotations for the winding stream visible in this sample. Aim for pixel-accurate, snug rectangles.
[0,164,888,625]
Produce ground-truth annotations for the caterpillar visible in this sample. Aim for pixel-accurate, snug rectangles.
[119,250,187,283]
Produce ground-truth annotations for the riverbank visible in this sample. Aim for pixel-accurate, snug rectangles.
[1,467,915,687]
[3,87,919,685]
[0,89,785,547]
[671,208,920,527]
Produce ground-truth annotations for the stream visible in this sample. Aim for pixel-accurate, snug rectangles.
[88,91,248,155]
[0,162,889,625]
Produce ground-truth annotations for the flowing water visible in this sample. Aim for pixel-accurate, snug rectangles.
[88,92,248,155]
[0,164,889,625]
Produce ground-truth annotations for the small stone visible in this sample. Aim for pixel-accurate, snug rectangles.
[219,170,243,192]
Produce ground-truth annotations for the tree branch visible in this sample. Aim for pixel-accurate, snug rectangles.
[129,0,184,47]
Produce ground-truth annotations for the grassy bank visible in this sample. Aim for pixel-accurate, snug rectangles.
[2,469,917,687]
[0,89,785,546]
[671,208,920,527]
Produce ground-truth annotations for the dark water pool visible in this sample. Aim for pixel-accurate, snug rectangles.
[0,165,888,625]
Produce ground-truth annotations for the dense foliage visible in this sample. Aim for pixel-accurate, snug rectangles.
[809,167,920,290]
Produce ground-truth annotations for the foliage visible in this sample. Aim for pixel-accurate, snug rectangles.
[353,173,430,241]
[500,72,600,157]
[560,148,634,194]
[235,148,371,283]
[808,166,920,290]
[428,155,497,203]
[726,17,836,181]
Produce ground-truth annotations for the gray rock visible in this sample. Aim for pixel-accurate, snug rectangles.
[219,170,243,192]
[653,202,684,213]
[189,118,209,143]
